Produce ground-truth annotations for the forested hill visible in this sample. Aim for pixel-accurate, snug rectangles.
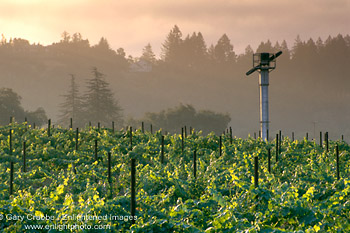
[0,27,349,138]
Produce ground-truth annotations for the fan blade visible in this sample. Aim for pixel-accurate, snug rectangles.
[246,66,258,76]
[269,51,283,61]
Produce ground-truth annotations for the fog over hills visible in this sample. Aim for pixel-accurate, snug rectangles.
[0,29,349,139]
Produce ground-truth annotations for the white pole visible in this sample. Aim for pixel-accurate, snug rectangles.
[259,69,269,141]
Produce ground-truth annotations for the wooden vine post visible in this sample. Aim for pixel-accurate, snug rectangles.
[131,158,136,225]
[275,134,279,162]
[75,128,79,151]
[219,136,222,156]
[9,129,12,156]
[181,128,184,153]
[48,119,51,137]
[268,148,271,173]
[108,152,112,183]
[267,129,269,142]
[279,130,282,154]
[94,140,98,161]
[161,135,164,164]
[23,141,26,172]
[193,150,197,179]
[10,162,14,196]
[130,127,133,150]
[254,156,259,188]
[336,145,340,180]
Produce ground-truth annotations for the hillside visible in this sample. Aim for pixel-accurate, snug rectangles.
[0,31,349,139]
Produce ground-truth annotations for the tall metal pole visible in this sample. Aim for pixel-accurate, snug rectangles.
[259,69,269,141]
[246,51,282,142]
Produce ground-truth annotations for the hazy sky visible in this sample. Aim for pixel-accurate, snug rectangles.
[1,0,349,57]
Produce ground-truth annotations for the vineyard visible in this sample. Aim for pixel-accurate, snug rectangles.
[0,122,350,232]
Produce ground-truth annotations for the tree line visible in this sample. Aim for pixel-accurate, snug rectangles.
[127,104,231,135]
[58,67,122,128]
[0,26,349,135]
[0,67,123,129]
[1,27,349,86]
[0,88,47,126]
[2,27,349,70]
[0,64,230,133]
[58,69,230,134]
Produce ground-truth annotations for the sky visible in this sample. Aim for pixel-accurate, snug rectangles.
[0,0,349,57]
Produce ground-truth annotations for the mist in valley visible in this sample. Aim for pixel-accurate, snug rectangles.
[0,29,349,140]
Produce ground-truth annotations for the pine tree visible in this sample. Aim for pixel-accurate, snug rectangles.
[245,45,254,55]
[58,74,84,128]
[84,67,123,127]
[60,31,70,43]
[208,44,216,61]
[193,32,207,59]
[182,32,208,68]
[316,37,324,52]
[280,40,290,60]
[161,25,183,63]
[291,35,303,59]
[140,43,157,64]
[214,34,236,63]
[256,40,274,53]
[236,45,253,66]
[96,37,110,50]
